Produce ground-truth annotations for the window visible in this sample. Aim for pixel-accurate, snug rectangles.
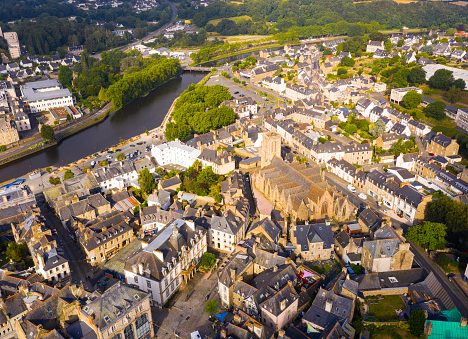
[124,324,135,339]
[146,280,151,289]
[134,276,138,284]
[112,334,122,339]
[135,314,150,338]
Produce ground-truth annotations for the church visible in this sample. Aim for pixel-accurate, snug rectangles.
[253,132,355,222]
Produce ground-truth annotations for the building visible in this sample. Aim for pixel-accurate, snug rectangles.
[292,223,334,261]
[390,87,423,104]
[253,157,354,221]
[0,114,19,145]
[210,207,249,253]
[366,40,384,53]
[151,140,201,168]
[81,282,153,339]
[76,211,135,265]
[361,238,413,273]
[426,132,459,157]
[198,148,235,175]
[21,79,74,113]
[92,161,138,192]
[57,193,111,226]
[11,212,70,282]
[3,32,21,59]
[125,219,207,306]
[260,132,281,168]
[455,108,468,132]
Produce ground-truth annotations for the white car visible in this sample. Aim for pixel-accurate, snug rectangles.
[347,184,356,193]
[358,193,367,200]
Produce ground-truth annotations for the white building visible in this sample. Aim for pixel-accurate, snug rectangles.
[92,162,138,192]
[151,140,201,168]
[21,79,74,113]
[390,87,423,104]
[124,219,207,306]
[455,108,468,132]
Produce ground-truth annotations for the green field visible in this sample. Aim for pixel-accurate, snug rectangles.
[367,295,405,322]
[208,15,252,25]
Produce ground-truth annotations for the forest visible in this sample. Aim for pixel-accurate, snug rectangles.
[0,0,172,54]
[179,0,467,37]
[165,84,236,141]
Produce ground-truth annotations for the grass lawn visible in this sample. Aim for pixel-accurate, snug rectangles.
[365,324,418,339]
[208,15,252,25]
[434,253,463,274]
[366,295,405,322]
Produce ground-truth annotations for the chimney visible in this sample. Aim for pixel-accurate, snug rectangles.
[230,268,236,281]
[138,263,144,275]
[461,318,467,327]
[325,299,333,313]
[280,299,287,311]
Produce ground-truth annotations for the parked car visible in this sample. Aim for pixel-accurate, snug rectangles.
[347,184,356,193]
[358,193,367,200]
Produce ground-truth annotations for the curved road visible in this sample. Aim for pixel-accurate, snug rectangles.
[95,0,178,59]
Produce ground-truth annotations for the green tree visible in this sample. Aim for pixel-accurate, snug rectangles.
[445,87,463,103]
[58,66,73,88]
[424,101,446,120]
[429,69,455,90]
[138,168,156,195]
[49,176,61,185]
[40,125,55,142]
[407,67,426,85]
[408,309,426,337]
[453,78,466,90]
[401,90,422,109]
[204,299,218,316]
[200,252,217,270]
[63,169,74,180]
[6,242,30,263]
[406,221,447,251]
[340,56,355,67]
[116,153,125,161]
[370,119,386,138]
[426,194,468,250]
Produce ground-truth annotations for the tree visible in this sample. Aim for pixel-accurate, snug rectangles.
[453,78,466,90]
[138,168,155,195]
[401,90,422,109]
[407,67,426,85]
[63,169,74,180]
[40,125,55,142]
[58,66,73,88]
[200,252,217,270]
[429,69,455,90]
[5,242,29,263]
[445,87,463,103]
[424,101,446,120]
[49,176,61,185]
[340,56,355,67]
[204,299,218,316]
[408,309,426,337]
[406,221,447,251]
[370,119,386,137]
[116,153,125,161]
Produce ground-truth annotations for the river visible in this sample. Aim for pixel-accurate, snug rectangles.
[0,72,205,182]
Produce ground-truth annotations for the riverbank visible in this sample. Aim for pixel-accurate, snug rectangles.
[0,72,207,183]
[0,70,199,169]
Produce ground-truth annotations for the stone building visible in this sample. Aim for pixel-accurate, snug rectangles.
[260,132,281,168]
[361,238,414,273]
[253,157,354,221]
[0,114,19,145]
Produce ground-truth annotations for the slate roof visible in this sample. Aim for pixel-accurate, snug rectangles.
[294,223,334,252]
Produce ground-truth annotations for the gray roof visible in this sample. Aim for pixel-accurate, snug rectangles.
[294,223,333,252]
[211,210,245,235]
[311,287,354,321]
[21,79,72,102]
[82,282,148,330]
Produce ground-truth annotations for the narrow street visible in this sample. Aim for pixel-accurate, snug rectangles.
[38,196,94,288]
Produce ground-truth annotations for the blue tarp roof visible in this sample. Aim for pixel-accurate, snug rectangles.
[215,311,228,322]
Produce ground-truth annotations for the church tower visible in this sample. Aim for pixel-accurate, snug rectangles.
[260,132,281,168]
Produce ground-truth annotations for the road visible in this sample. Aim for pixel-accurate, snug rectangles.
[37,196,94,288]
[410,242,468,317]
[95,0,178,59]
